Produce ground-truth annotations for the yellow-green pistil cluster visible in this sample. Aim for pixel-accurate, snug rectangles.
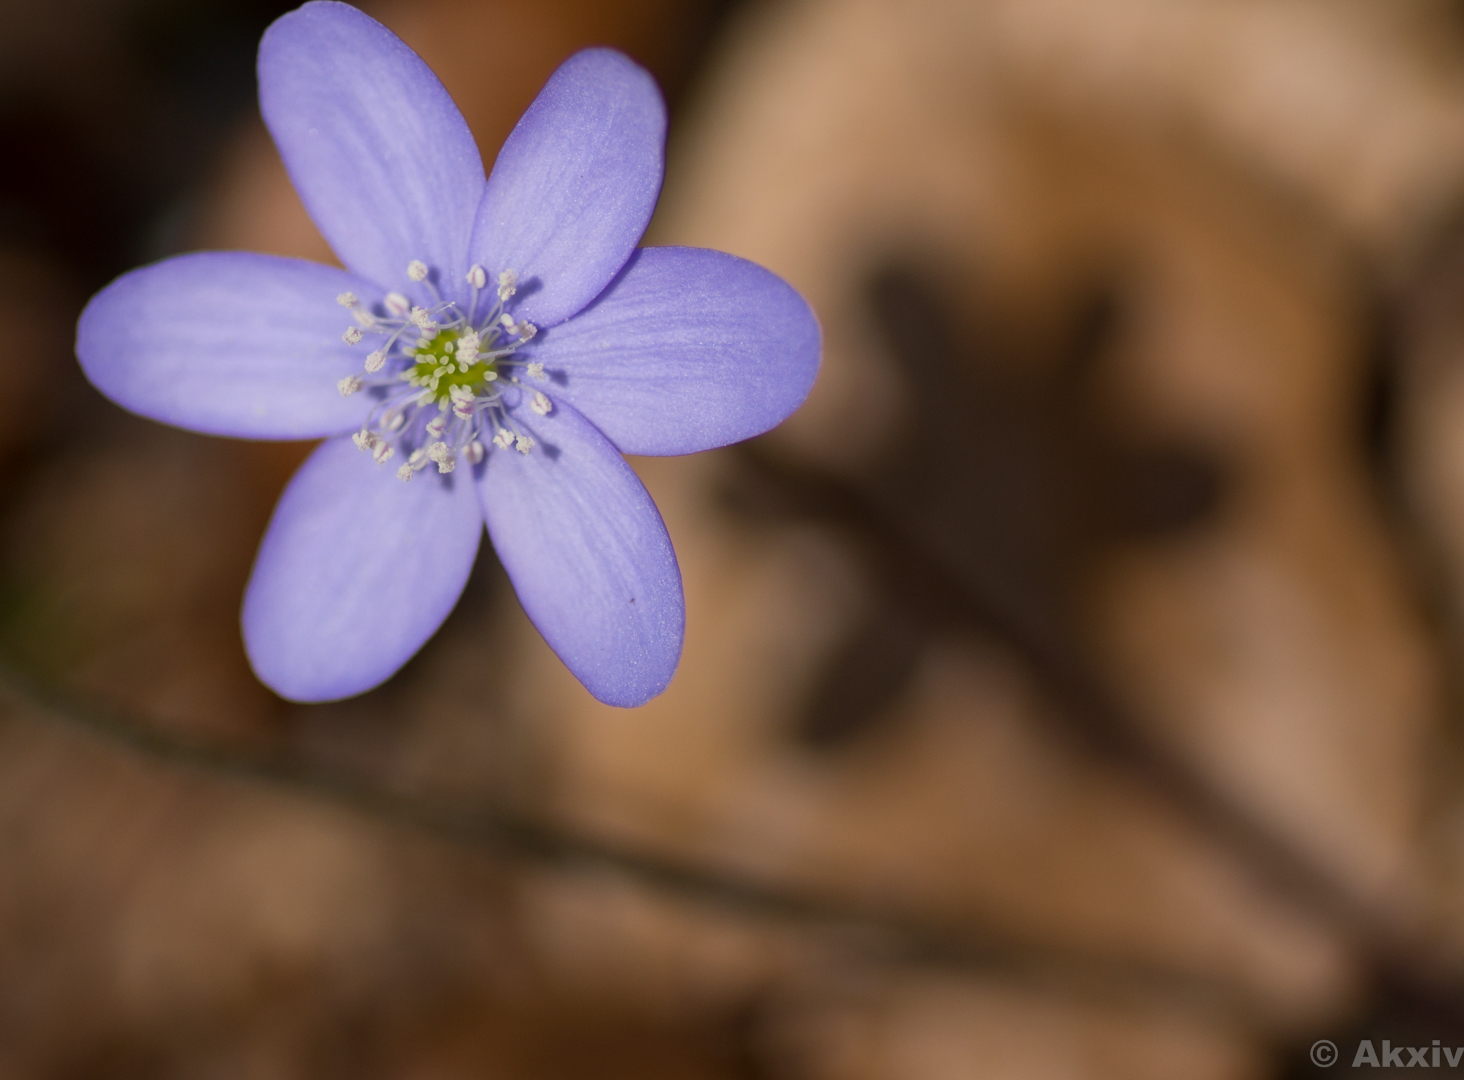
[405,328,497,405]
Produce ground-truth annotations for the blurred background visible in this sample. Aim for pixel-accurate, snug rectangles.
[6,0,1464,1075]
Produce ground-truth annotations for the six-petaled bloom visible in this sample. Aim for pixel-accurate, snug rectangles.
[75,1,819,707]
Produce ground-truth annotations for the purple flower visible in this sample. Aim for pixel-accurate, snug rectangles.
[75,1,819,707]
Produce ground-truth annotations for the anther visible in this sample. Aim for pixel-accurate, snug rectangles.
[342,326,363,345]
[526,362,545,380]
[519,323,537,341]
[336,292,358,308]
[384,292,411,317]
[352,429,378,452]
[493,429,515,450]
[465,440,485,465]
[425,416,446,440]
[467,265,487,290]
[372,440,395,464]
[409,307,438,331]
[365,350,386,373]
[531,391,552,415]
[427,442,455,473]
[515,435,534,454]
[396,463,415,482]
[338,375,363,397]
[352,307,376,328]
[407,260,429,282]
[497,269,518,301]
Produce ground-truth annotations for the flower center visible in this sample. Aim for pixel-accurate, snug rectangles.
[334,262,553,481]
[407,328,498,403]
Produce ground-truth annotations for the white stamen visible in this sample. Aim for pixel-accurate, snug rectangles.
[409,307,438,331]
[497,269,517,301]
[407,260,429,282]
[372,440,395,464]
[352,307,376,328]
[397,463,415,482]
[519,322,537,341]
[427,441,456,473]
[531,391,552,415]
[384,292,411,316]
[467,265,487,290]
[352,429,378,452]
[526,362,545,381]
[342,326,363,345]
[515,435,534,454]
[425,416,446,439]
[365,350,386,373]
[336,292,358,308]
[337,375,363,396]
[465,440,485,465]
[493,429,515,450]
[499,314,517,333]
[386,411,406,432]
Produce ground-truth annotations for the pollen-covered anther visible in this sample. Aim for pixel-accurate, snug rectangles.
[467,265,487,290]
[526,362,545,381]
[384,292,411,317]
[372,440,395,465]
[352,307,376,328]
[497,269,517,301]
[531,391,552,416]
[407,260,429,282]
[352,428,378,452]
[493,428,514,450]
[396,463,414,482]
[465,440,485,465]
[427,441,455,473]
[336,292,358,308]
[409,307,438,331]
[515,435,534,454]
[425,416,446,440]
[365,350,386,373]
[338,375,363,396]
[518,322,537,341]
[342,326,363,345]
[499,314,517,334]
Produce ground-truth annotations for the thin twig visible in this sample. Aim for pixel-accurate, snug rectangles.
[0,655,1279,1034]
